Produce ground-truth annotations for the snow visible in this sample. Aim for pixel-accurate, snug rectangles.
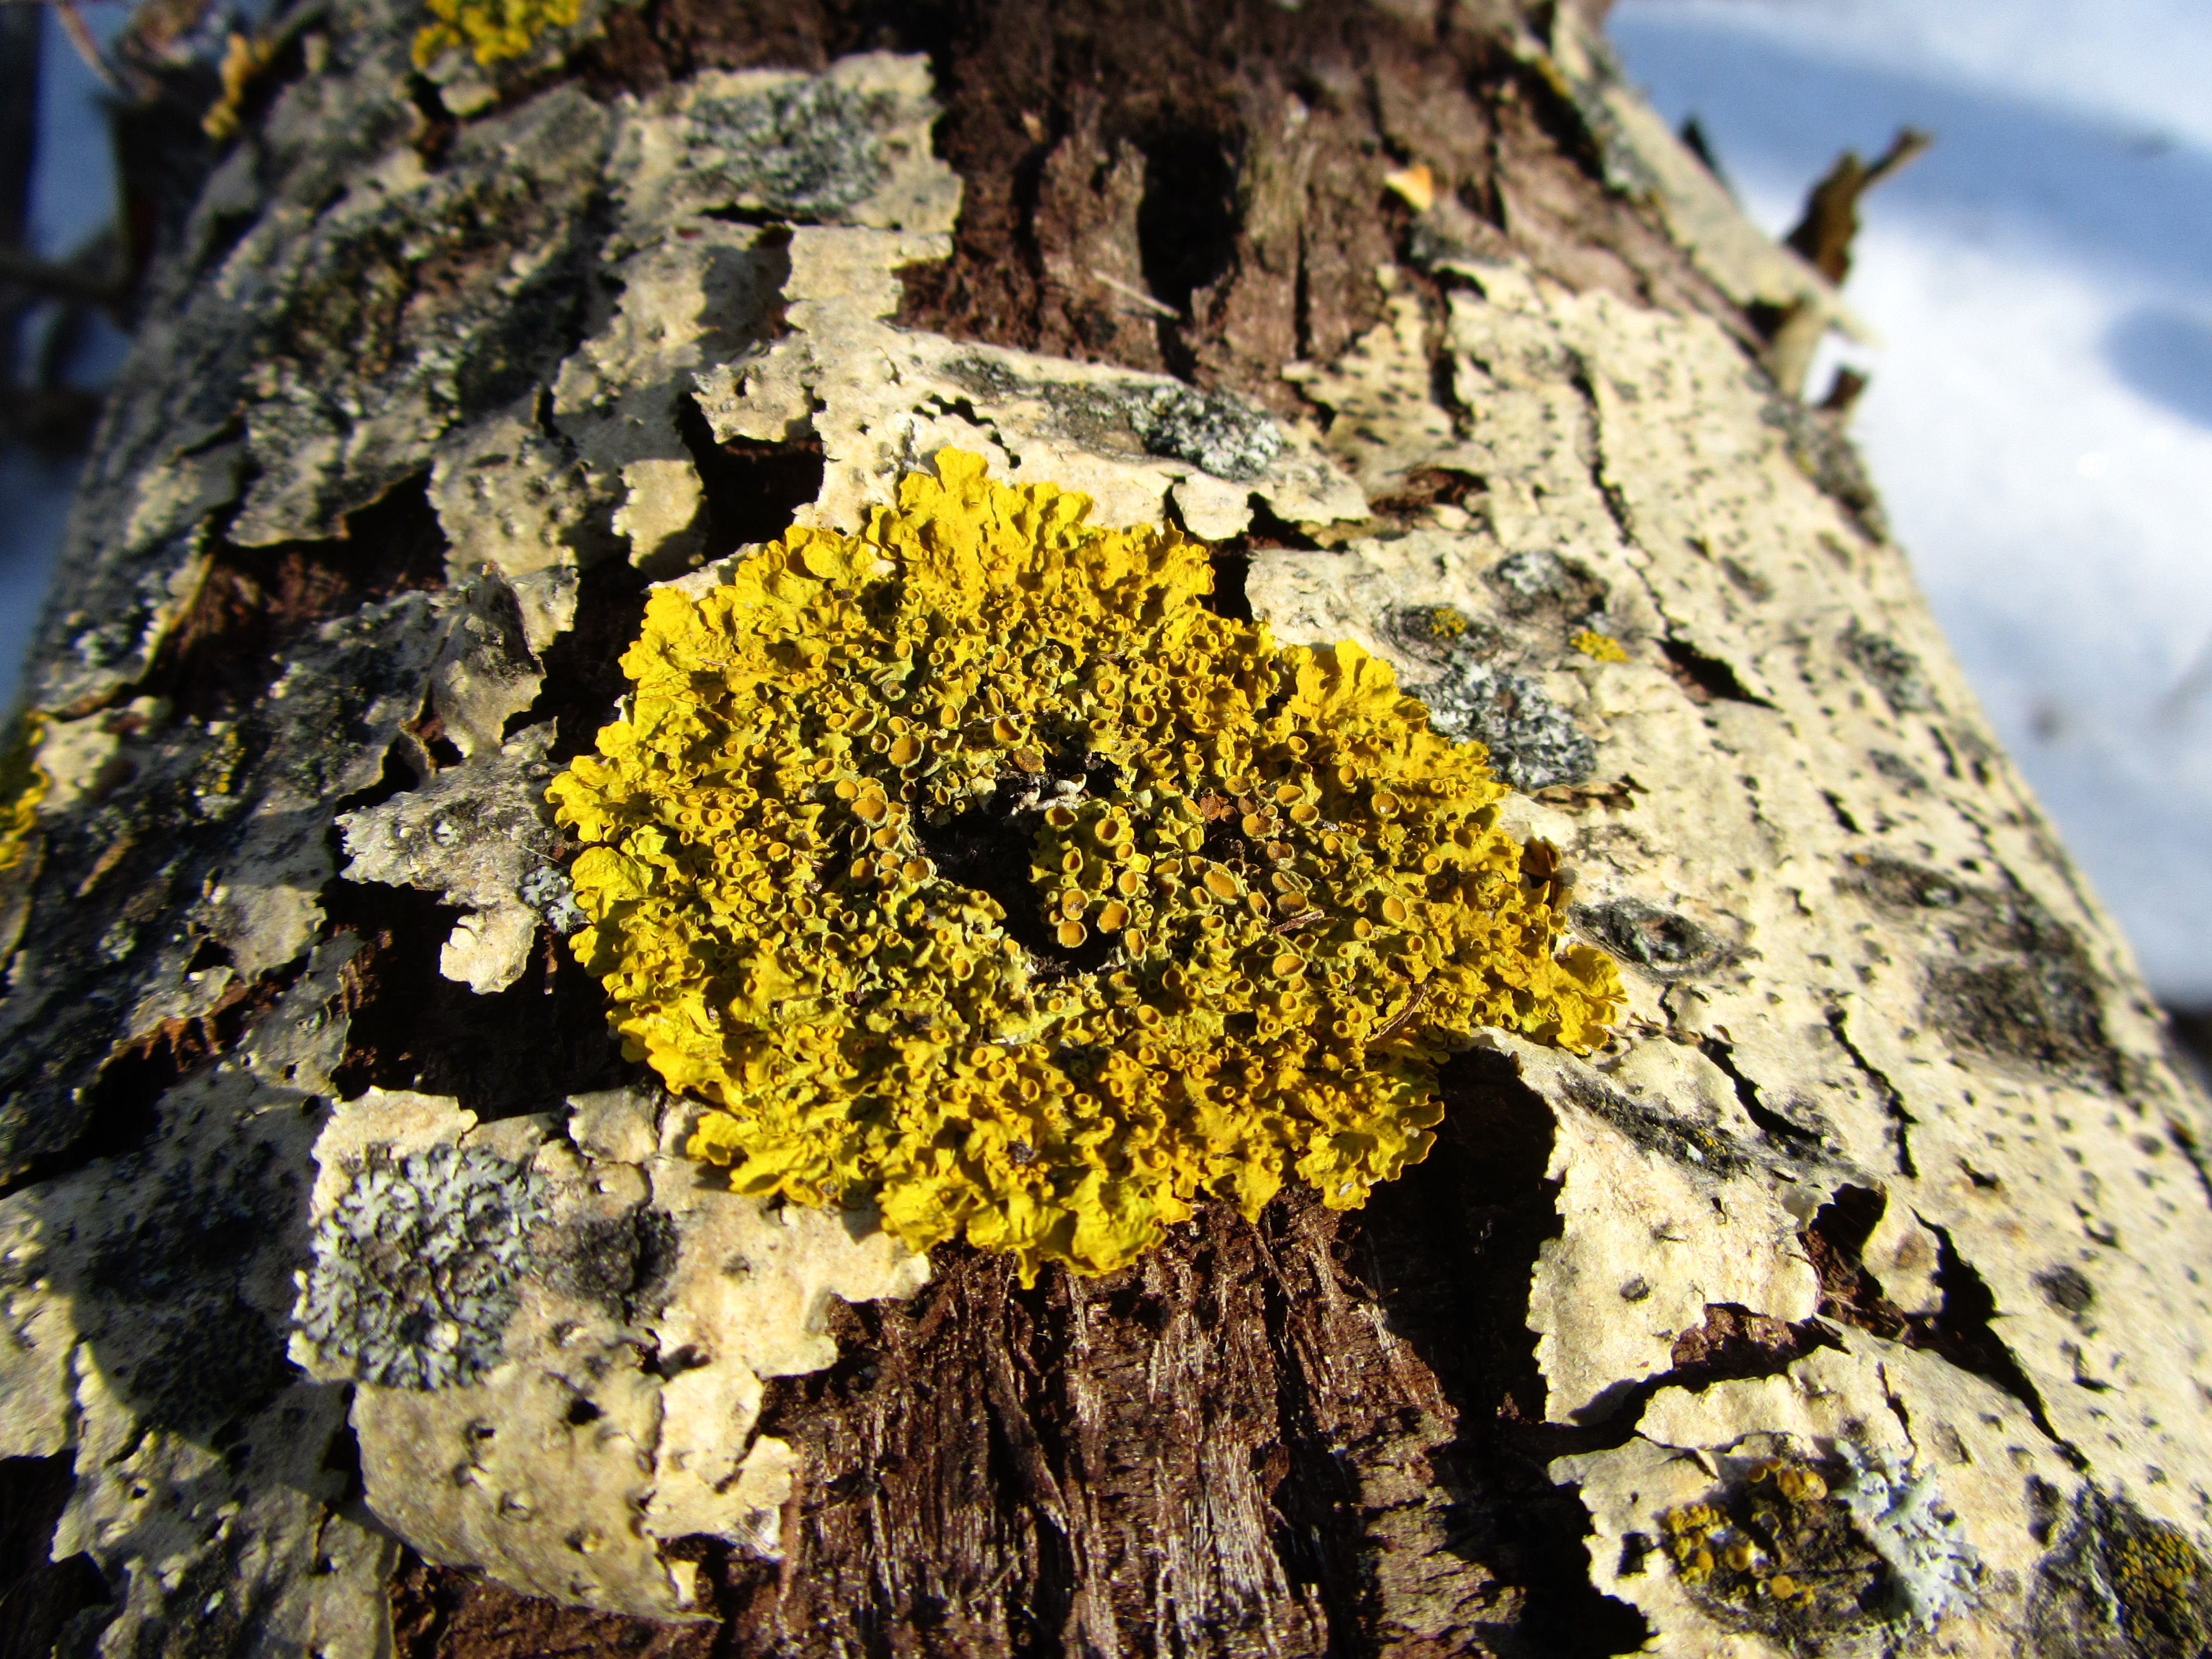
[1612,0,2212,1001]
[2,4,126,695]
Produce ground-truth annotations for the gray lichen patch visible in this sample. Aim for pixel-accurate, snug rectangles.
[1840,619,1938,716]
[287,1086,929,1617]
[939,355,1289,482]
[618,53,964,240]
[1,943,396,1659]
[1485,547,1610,622]
[1572,897,1733,982]
[232,86,616,549]
[686,77,904,220]
[1411,656,1596,791]
[338,722,576,993]
[295,1142,551,1390]
[1839,852,2120,1089]
[1127,384,1287,480]
[1835,1444,1983,1628]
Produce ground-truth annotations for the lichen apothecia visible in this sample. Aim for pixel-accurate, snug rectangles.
[412,0,580,68]
[550,450,1621,1281]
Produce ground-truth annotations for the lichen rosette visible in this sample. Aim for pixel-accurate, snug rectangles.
[550,450,1619,1281]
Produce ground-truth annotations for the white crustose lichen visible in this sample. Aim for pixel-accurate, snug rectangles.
[295,1144,550,1389]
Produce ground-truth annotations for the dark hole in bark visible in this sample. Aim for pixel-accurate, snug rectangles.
[148,475,450,724]
[1369,465,1488,517]
[1203,547,1253,621]
[1657,636,1771,708]
[323,879,635,1118]
[323,1409,367,1511]
[639,1342,711,1382]
[0,1455,114,1658]
[1241,494,1326,551]
[1135,126,1241,368]
[674,402,826,561]
[330,741,429,823]
[913,768,1116,981]
[521,555,653,764]
[408,702,466,772]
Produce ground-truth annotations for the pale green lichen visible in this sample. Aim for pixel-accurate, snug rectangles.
[550,451,1620,1281]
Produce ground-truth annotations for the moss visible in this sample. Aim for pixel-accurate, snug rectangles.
[551,451,1620,1282]
[413,0,581,69]
[0,711,50,874]
[684,76,902,220]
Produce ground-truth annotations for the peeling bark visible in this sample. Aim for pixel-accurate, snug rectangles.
[2,2,2209,1657]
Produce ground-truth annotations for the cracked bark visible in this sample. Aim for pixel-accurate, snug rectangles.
[3,2,2212,1657]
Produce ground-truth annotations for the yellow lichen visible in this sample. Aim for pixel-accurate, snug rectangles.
[202,32,276,141]
[551,451,1620,1281]
[412,0,580,69]
[1571,629,1630,663]
[0,712,50,874]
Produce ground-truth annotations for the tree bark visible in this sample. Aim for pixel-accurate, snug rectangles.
[4,3,2210,1658]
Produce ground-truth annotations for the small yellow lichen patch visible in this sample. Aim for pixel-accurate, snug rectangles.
[0,712,50,874]
[412,0,580,69]
[1571,629,1630,663]
[551,451,1620,1281]
[202,32,276,140]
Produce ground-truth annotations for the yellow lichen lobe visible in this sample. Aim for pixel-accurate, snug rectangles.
[1571,629,1630,663]
[0,712,50,874]
[551,450,1620,1282]
[202,32,277,141]
[412,0,581,68]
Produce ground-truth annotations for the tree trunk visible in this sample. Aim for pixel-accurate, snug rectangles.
[4,3,2210,1658]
